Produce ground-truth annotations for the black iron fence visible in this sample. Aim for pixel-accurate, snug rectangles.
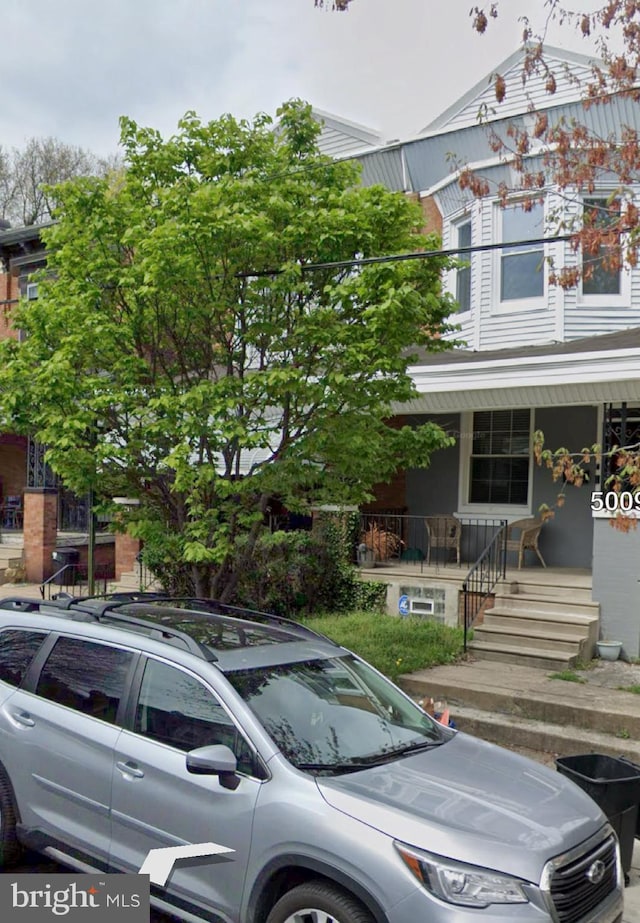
[358,512,506,572]
[40,563,110,600]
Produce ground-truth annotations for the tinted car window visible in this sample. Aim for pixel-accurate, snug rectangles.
[36,637,134,724]
[135,658,257,774]
[0,629,47,688]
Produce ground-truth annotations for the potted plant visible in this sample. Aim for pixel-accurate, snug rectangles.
[596,639,623,661]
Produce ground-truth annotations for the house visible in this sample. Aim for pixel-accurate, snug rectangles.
[318,46,640,658]
[0,226,122,588]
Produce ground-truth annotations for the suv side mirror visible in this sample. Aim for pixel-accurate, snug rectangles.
[186,744,240,790]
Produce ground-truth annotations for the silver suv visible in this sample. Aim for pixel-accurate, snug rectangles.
[0,594,624,923]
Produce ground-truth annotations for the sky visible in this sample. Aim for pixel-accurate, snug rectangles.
[0,0,603,158]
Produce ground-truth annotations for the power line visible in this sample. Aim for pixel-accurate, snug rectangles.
[236,233,577,279]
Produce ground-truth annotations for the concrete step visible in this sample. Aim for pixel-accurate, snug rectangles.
[108,570,161,594]
[398,660,640,739]
[500,579,593,601]
[472,624,587,655]
[446,705,640,762]
[493,592,599,617]
[466,641,579,669]
[484,610,595,636]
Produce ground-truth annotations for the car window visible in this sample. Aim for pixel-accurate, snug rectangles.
[35,636,134,724]
[134,658,257,775]
[0,629,48,688]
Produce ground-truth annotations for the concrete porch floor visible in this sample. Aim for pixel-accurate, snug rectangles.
[360,561,593,589]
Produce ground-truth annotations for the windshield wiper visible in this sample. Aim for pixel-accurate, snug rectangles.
[361,738,447,765]
[297,738,446,774]
[296,761,378,775]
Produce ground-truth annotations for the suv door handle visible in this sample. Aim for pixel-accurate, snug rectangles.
[116,760,145,779]
[11,711,35,727]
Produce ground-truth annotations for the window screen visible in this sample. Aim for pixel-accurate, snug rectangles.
[455,220,472,312]
[500,204,544,301]
[469,410,531,505]
[582,198,621,296]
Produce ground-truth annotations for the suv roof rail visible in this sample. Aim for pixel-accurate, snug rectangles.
[74,594,337,646]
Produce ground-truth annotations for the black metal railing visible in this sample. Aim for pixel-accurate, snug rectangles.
[358,513,507,571]
[40,563,110,600]
[462,521,508,651]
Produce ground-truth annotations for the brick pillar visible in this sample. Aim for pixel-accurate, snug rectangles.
[23,488,58,583]
[115,530,141,580]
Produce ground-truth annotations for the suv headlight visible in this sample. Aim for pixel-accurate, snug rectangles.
[394,841,529,908]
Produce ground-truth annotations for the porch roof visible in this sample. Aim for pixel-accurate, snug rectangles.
[401,328,640,414]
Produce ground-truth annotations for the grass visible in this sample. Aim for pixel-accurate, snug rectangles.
[617,685,640,695]
[300,610,465,682]
[548,670,587,684]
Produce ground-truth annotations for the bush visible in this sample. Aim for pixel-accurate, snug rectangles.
[233,518,387,616]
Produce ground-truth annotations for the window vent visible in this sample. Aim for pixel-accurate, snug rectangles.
[409,598,435,616]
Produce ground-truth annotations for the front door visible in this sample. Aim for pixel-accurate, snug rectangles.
[109,656,262,923]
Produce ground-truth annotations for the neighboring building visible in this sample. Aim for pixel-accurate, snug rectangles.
[317,46,640,654]
[0,226,120,585]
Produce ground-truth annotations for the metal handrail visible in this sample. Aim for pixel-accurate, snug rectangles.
[40,563,110,600]
[461,521,508,652]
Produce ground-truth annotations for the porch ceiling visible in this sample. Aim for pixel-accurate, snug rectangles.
[399,344,640,413]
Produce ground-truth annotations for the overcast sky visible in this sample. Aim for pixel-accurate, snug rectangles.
[0,0,601,157]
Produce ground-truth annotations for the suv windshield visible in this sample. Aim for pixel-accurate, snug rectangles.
[227,654,446,772]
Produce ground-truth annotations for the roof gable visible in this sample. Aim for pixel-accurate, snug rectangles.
[421,44,598,135]
[312,108,382,158]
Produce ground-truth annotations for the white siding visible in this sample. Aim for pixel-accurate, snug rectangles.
[439,56,593,132]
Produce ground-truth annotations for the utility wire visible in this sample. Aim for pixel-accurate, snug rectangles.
[236,232,578,279]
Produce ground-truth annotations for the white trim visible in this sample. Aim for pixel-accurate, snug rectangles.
[410,346,640,394]
[456,410,533,518]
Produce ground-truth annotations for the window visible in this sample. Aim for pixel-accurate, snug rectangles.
[134,658,256,774]
[468,410,531,505]
[0,630,47,688]
[500,203,544,301]
[582,197,621,296]
[455,219,472,312]
[36,637,133,723]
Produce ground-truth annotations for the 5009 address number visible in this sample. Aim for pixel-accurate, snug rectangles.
[591,491,640,513]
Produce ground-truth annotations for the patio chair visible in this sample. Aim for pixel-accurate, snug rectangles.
[505,517,546,569]
[424,515,462,566]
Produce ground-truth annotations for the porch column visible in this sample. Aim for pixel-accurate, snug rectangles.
[115,530,141,581]
[23,488,58,583]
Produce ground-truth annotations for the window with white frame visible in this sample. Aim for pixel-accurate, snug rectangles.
[455,218,472,313]
[467,409,531,506]
[582,197,621,296]
[500,203,544,302]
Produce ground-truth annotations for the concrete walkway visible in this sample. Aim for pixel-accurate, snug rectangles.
[400,657,640,922]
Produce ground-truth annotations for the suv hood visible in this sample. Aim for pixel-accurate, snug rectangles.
[317,731,605,883]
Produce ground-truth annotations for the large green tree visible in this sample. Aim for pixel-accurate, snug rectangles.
[0,101,455,598]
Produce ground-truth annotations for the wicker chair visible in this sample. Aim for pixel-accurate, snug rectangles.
[424,515,462,566]
[505,518,546,569]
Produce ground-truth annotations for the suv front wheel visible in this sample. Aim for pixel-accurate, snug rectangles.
[266,881,375,923]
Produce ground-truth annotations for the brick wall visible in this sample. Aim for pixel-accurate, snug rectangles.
[419,195,443,236]
[0,271,20,342]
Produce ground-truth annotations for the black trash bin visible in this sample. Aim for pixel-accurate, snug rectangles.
[556,753,640,882]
